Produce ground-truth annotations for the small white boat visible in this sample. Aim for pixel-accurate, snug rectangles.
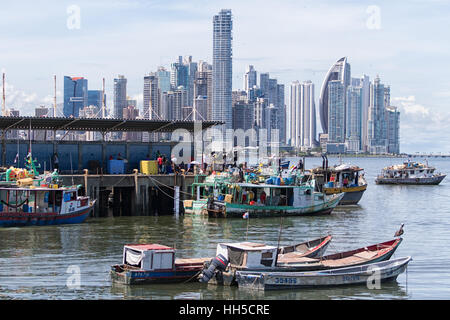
[235,256,412,290]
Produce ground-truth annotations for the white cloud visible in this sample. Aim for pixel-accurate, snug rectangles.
[392,96,429,116]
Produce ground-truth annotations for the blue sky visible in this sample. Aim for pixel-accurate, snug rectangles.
[1,0,450,153]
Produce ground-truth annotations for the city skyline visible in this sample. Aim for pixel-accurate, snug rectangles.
[1,0,449,153]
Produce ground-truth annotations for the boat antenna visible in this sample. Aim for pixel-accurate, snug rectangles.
[274,216,284,265]
[70,152,74,185]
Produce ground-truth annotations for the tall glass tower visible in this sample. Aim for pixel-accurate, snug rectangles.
[212,9,233,134]
[319,57,351,133]
[63,76,88,118]
[113,75,127,119]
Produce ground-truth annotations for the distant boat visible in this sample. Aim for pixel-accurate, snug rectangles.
[235,256,412,290]
[375,161,446,185]
[110,244,211,285]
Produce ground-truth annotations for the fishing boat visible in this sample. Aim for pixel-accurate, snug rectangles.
[110,244,211,285]
[375,161,446,185]
[198,237,402,285]
[305,155,367,205]
[235,256,412,290]
[199,235,333,285]
[205,182,344,218]
[0,181,96,227]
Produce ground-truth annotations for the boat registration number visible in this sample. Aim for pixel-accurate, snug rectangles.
[274,277,297,284]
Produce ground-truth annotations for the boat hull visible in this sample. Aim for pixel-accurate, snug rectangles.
[235,256,412,290]
[208,193,344,218]
[323,185,367,205]
[375,175,446,185]
[0,205,93,227]
[110,266,201,285]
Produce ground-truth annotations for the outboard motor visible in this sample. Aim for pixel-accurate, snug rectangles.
[199,254,229,283]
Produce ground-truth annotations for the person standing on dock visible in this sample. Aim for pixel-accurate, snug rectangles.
[157,155,163,174]
[52,153,59,173]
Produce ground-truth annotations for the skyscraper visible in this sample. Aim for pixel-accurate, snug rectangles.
[156,67,171,93]
[143,73,160,119]
[113,75,127,119]
[63,76,88,117]
[288,81,316,150]
[212,9,233,133]
[194,61,213,120]
[88,90,106,113]
[345,86,363,152]
[351,75,370,151]
[243,65,257,93]
[319,57,351,133]
[386,106,400,154]
[327,80,346,143]
[367,76,388,154]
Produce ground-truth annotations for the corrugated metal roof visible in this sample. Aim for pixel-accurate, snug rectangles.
[0,116,223,132]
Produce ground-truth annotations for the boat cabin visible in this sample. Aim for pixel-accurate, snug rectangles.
[122,244,176,271]
[216,242,278,269]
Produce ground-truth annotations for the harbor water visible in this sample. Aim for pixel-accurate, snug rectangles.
[0,157,449,300]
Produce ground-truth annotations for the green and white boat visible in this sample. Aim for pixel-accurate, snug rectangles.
[205,182,344,218]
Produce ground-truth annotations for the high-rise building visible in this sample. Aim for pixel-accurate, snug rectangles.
[171,57,189,92]
[327,80,346,144]
[288,81,316,150]
[156,67,171,93]
[63,76,88,117]
[367,76,388,154]
[113,75,127,119]
[232,101,254,131]
[345,86,363,152]
[184,56,197,107]
[243,65,257,93]
[259,73,270,98]
[386,106,400,154]
[212,9,233,133]
[143,73,160,120]
[319,57,351,133]
[277,84,286,144]
[87,90,106,112]
[161,86,187,121]
[351,75,370,151]
[194,61,213,120]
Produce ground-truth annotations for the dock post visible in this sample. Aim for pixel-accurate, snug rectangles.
[133,169,140,215]
[174,186,180,217]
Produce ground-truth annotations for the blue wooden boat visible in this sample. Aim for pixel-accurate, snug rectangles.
[110,244,211,285]
[235,256,412,290]
[0,184,95,227]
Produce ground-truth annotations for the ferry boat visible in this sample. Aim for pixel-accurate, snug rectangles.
[110,244,211,285]
[375,161,446,185]
[0,172,95,227]
[308,163,367,205]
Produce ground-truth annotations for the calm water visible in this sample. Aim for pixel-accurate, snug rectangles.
[1,157,449,300]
